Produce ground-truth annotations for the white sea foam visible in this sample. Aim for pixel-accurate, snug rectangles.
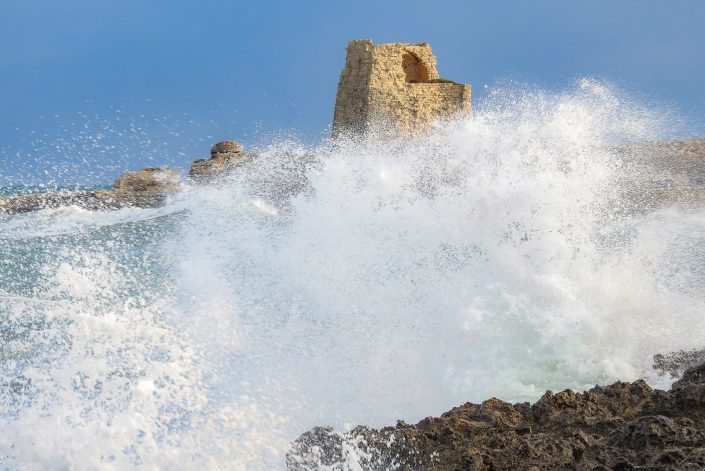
[1,80,704,469]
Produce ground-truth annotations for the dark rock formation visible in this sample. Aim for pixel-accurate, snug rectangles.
[189,139,253,181]
[288,363,705,470]
[654,349,705,379]
[0,167,181,214]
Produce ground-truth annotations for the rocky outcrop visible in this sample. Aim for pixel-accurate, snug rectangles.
[189,140,253,181]
[112,167,181,193]
[0,167,181,214]
[654,349,705,379]
[0,138,257,215]
[2,137,703,216]
[288,363,705,470]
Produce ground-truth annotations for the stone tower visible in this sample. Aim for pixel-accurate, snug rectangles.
[332,39,472,137]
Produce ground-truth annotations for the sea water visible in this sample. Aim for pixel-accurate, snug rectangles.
[1,80,704,469]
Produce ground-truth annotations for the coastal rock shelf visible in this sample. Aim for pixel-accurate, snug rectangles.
[189,139,254,181]
[0,139,250,215]
[1,138,704,216]
[0,167,181,214]
[288,362,705,470]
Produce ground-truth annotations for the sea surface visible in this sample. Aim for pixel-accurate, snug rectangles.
[1,81,704,469]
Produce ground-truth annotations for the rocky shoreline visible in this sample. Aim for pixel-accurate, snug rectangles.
[2,137,704,469]
[1,138,704,217]
[288,358,705,470]
[0,167,181,214]
[0,140,249,215]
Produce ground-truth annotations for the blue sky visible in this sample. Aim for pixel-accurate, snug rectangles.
[1,0,705,185]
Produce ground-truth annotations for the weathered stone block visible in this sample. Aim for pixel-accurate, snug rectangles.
[332,39,472,137]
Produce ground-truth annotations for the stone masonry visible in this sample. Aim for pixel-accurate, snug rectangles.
[332,39,472,137]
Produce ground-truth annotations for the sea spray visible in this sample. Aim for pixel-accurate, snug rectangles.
[1,80,704,469]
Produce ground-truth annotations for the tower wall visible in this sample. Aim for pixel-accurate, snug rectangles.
[332,40,472,137]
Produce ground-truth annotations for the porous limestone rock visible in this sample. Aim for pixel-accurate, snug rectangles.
[0,167,181,214]
[189,140,252,181]
[654,348,705,378]
[332,39,472,137]
[210,140,244,155]
[112,167,181,193]
[288,362,705,470]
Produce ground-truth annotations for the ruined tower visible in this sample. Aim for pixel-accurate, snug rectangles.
[332,40,472,137]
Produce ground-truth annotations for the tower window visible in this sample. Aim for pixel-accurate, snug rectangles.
[402,52,429,83]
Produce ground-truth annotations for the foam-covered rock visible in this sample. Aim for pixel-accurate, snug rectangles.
[0,167,181,214]
[112,167,181,193]
[189,140,253,182]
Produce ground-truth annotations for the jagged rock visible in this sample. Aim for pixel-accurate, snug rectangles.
[288,363,705,470]
[210,140,243,155]
[189,140,253,182]
[286,427,347,470]
[0,167,181,214]
[112,167,180,193]
[654,349,705,379]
